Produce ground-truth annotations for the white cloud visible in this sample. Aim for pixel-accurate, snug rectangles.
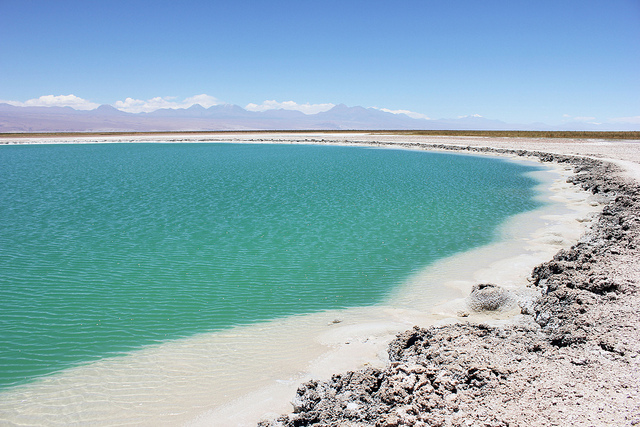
[609,116,640,124]
[182,94,220,108]
[113,97,175,113]
[373,107,430,120]
[113,94,220,113]
[4,94,100,110]
[245,100,335,115]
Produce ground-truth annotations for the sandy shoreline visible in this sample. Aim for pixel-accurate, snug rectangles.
[1,134,638,426]
[249,135,639,426]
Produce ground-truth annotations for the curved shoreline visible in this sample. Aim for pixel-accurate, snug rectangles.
[0,134,638,425]
[258,139,640,426]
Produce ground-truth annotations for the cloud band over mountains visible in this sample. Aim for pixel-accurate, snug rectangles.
[2,94,341,116]
[245,100,335,115]
[113,95,221,113]
[3,95,101,111]
[1,94,638,130]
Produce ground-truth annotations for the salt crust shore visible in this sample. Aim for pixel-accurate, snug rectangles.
[255,135,640,427]
[1,134,639,426]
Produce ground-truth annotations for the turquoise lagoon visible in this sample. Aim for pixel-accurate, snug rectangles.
[0,142,543,389]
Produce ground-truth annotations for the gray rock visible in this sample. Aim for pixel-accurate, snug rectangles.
[468,283,514,312]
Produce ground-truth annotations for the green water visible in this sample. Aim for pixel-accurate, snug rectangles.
[0,143,542,388]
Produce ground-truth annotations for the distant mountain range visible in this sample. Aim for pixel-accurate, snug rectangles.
[0,103,637,133]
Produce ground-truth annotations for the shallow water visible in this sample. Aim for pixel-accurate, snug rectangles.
[0,143,544,390]
[0,142,576,425]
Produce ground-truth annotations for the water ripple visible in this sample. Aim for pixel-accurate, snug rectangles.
[0,143,542,388]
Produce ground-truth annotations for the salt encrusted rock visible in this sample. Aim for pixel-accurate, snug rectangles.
[259,147,640,427]
[467,283,514,312]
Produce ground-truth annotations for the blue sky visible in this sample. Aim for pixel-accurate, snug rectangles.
[1,0,639,126]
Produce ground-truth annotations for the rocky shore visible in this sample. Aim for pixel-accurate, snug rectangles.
[260,147,640,426]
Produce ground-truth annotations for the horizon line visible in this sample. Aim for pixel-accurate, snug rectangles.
[2,130,639,140]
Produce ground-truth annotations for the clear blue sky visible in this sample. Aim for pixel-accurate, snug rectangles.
[1,0,639,125]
